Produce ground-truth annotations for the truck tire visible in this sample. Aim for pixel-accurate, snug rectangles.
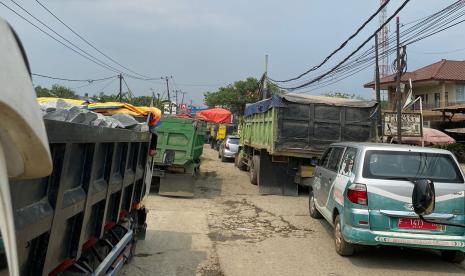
[334,215,354,256]
[309,190,323,219]
[150,176,160,194]
[250,155,259,185]
[235,154,247,171]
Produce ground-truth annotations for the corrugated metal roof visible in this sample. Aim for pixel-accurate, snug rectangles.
[364,59,465,88]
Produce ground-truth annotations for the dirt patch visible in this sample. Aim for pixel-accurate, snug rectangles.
[207,198,313,243]
[197,248,224,276]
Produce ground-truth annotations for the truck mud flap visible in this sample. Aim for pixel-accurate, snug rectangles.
[158,173,196,198]
[258,153,297,196]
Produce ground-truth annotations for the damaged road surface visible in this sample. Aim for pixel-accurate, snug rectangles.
[122,146,465,276]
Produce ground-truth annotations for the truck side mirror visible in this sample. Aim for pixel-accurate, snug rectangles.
[412,179,435,216]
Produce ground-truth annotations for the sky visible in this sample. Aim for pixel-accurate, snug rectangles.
[1,0,464,107]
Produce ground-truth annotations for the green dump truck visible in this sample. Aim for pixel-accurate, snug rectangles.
[236,93,378,196]
[152,116,205,197]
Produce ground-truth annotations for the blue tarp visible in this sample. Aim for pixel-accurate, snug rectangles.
[244,94,285,117]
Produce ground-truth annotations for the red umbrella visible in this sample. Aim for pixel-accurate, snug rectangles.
[391,128,455,146]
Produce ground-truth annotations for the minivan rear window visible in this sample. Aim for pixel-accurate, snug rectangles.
[363,150,463,183]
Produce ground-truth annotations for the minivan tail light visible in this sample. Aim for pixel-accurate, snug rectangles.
[225,143,230,149]
[347,184,368,205]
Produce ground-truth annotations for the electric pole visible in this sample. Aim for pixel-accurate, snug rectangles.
[162,76,173,114]
[263,54,268,100]
[181,91,187,105]
[118,73,123,102]
[174,90,179,112]
[395,17,402,143]
[375,34,382,139]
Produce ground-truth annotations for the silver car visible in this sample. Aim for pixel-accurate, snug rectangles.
[219,135,240,162]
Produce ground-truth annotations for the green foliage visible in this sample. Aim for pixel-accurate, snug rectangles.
[431,143,465,163]
[203,77,282,116]
[35,85,79,99]
[323,92,366,100]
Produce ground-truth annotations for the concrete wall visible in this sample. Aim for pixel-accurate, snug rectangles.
[413,82,456,108]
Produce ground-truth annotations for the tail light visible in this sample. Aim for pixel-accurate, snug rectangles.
[347,184,368,205]
[225,143,230,149]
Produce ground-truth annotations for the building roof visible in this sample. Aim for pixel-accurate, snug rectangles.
[364,59,465,88]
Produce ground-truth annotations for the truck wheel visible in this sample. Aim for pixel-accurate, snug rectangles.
[334,215,354,256]
[309,190,322,219]
[234,154,240,167]
[150,176,160,194]
[250,155,259,185]
[441,250,465,263]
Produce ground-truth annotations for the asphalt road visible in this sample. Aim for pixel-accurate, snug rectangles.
[122,146,465,276]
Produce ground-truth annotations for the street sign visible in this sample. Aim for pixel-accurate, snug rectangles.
[383,112,422,137]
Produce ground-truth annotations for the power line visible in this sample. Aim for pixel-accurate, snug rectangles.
[410,46,465,55]
[2,0,162,80]
[0,1,122,73]
[280,0,411,91]
[34,0,156,80]
[270,0,391,83]
[96,77,118,93]
[6,0,129,74]
[31,73,115,82]
[274,0,465,92]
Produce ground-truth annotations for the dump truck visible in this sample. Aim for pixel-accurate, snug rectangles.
[236,93,377,196]
[0,17,153,275]
[152,116,206,197]
[4,119,152,275]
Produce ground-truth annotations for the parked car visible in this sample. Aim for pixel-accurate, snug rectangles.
[219,135,240,162]
[309,142,465,262]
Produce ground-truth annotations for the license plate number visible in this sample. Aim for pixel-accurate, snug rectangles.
[398,218,442,230]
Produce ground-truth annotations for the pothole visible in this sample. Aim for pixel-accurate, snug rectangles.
[207,198,313,243]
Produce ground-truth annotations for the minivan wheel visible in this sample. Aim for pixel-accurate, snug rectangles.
[334,215,354,256]
[309,190,322,219]
[441,250,465,263]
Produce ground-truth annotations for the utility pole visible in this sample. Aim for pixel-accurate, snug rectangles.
[118,73,123,102]
[181,91,187,105]
[395,17,402,143]
[162,76,172,114]
[263,54,268,100]
[174,90,179,113]
[375,34,382,139]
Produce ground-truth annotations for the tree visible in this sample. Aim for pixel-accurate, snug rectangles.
[35,85,79,99]
[204,77,281,116]
[323,92,366,100]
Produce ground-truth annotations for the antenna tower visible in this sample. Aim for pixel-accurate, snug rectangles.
[378,0,390,77]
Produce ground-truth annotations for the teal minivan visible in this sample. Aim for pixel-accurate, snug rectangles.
[309,142,465,262]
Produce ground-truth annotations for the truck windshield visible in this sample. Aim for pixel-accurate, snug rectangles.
[363,150,463,183]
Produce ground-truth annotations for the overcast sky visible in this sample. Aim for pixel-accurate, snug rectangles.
[1,0,464,106]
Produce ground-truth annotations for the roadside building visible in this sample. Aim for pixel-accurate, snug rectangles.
[364,59,465,120]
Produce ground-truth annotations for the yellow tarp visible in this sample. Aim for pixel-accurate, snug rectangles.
[37,97,87,106]
[87,102,161,118]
